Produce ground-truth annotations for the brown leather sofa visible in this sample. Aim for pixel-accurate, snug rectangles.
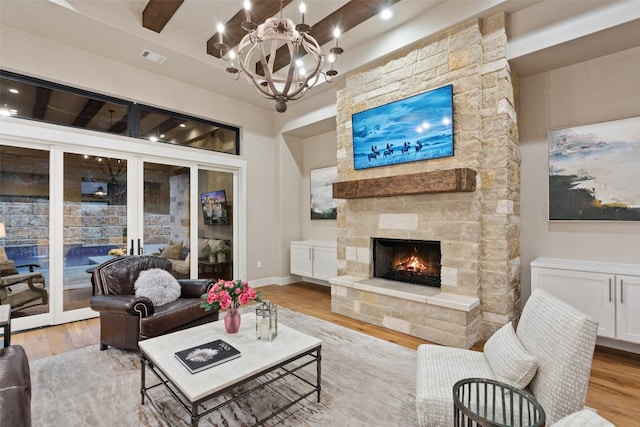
[90,255,219,351]
[0,345,31,427]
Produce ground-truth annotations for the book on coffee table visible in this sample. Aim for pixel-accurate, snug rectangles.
[174,339,241,374]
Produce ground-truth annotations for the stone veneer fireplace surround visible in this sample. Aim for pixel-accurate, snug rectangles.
[329,14,521,349]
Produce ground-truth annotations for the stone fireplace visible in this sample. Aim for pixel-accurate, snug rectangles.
[329,14,521,349]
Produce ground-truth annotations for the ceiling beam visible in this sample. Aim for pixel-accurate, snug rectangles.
[207,0,294,58]
[72,99,105,128]
[207,0,402,74]
[143,117,185,139]
[264,0,402,74]
[143,0,184,33]
[108,114,128,134]
[32,87,52,120]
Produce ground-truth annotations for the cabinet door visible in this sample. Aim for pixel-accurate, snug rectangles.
[290,244,313,277]
[531,267,616,338]
[312,246,337,281]
[616,275,640,344]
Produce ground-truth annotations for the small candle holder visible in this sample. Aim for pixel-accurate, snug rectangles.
[256,300,277,341]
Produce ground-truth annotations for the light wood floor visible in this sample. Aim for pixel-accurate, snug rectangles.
[11,282,640,426]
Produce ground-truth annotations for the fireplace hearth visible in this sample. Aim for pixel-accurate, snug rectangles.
[373,238,441,287]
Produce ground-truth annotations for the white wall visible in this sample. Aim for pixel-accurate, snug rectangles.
[273,88,339,281]
[277,134,304,282]
[519,46,640,299]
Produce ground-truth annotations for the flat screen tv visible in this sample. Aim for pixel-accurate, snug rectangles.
[201,190,228,225]
[351,84,454,170]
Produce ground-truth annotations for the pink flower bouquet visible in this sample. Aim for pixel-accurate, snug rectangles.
[200,279,261,311]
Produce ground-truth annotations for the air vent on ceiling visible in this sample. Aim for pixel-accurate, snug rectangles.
[139,49,167,64]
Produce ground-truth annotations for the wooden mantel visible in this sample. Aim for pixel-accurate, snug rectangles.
[332,168,476,199]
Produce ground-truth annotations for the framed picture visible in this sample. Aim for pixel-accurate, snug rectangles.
[201,190,228,224]
[351,84,453,170]
[81,180,108,196]
[549,116,640,221]
[310,166,338,220]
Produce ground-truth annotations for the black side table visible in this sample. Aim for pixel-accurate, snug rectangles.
[453,378,545,427]
[0,304,10,347]
[198,260,233,281]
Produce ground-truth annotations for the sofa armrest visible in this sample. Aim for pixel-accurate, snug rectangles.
[0,345,31,427]
[178,279,214,298]
[1,272,44,288]
[90,294,155,317]
[15,263,40,272]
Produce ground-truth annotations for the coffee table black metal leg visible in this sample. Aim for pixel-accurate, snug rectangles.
[316,347,322,403]
[191,402,199,427]
[141,358,146,405]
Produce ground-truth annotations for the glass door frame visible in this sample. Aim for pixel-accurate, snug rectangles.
[1,118,247,332]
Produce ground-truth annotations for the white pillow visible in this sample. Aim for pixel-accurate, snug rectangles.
[134,268,181,306]
[484,321,538,389]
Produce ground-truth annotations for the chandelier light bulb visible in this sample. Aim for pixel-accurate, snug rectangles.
[333,28,341,39]
[217,22,225,45]
[243,0,251,22]
[296,1,310,32]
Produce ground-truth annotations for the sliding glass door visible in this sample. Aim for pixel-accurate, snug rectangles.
[0,145,51,329]
[1,119,246,333]
[62,152,128,314]
[142,162,191,278]
[197,168,234,281]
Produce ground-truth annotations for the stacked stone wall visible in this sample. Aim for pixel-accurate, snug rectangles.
[333,14,520,345]
[1,201,170,248]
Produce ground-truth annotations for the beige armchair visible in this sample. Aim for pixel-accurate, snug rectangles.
[0,247,48,312]
[416,289,599,426]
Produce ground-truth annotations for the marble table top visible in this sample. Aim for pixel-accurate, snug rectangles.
[139,312,322,402]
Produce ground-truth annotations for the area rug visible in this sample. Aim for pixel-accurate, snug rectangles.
[30,308,418,426]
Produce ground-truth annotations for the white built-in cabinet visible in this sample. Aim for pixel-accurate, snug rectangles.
[290,241,337,282]
[531,258,640,351]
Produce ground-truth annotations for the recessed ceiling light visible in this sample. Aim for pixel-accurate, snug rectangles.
[9,88,19,94]
[380,8,393,20]
[47,0,77,11]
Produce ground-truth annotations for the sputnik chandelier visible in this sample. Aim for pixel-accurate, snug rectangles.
[214,0,343,113]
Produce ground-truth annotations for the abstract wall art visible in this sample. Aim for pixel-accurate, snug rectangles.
[310,166,338,220]
[548,116,640,221]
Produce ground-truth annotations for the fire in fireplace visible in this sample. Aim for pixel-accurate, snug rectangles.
[373,238,441,287]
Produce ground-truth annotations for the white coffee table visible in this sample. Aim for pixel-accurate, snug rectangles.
[139,312,322,426]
